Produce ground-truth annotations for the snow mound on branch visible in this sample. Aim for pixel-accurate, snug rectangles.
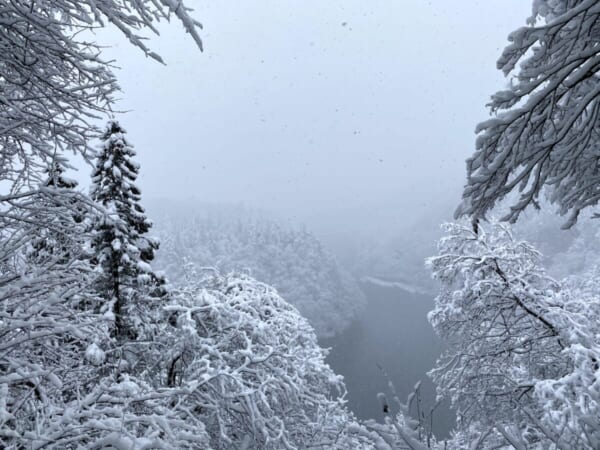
[85,343,106,365]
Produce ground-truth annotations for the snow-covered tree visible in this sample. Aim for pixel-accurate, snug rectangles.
[90,121,165,339]
[446,3,600,444]
[457,1,600,228]
[0,0,201,194]
[0,0,202,372]
[163,268,369,449]
[0,3,204,447]
[0,157,206,449]
[427,222,600,448]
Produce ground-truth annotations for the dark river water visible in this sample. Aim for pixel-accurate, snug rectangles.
[320,281,455,438]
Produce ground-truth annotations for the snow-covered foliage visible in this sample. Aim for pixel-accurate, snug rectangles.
[91,121,166,339]
[11,374,212,449]
[153,204,365,338]
[457,0,600,228]
[3,187,371,448]
[0,157,104,447]
[534,269,600,448]
[427,221,600,448]
[0,158,208,448]
[0,0,201,193]
[162,268,369,449]
[0,5,203,446]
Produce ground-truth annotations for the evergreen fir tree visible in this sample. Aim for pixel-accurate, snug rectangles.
[90,120,165,339]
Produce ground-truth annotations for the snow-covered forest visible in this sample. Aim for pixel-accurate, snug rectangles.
[2,0,600,449]
[149,202,365,338]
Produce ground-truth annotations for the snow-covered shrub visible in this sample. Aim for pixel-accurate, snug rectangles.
[163,268,367,449]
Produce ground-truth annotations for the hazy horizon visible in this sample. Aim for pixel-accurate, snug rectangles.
[67,1,530,238]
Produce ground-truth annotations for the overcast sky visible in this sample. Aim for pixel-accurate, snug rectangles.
[79,1,531,236]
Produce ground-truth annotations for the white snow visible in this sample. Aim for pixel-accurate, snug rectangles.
[85,343,106,366]
[361,276,430,295]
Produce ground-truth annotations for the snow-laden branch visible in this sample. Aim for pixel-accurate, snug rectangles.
[458,0,600,228]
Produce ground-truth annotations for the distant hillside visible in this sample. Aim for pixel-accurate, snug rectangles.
[149,200,366,338]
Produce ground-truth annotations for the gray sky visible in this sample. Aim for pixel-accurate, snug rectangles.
[80,1,531,236]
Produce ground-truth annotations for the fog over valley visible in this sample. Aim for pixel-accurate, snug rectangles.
[74,1,527,234]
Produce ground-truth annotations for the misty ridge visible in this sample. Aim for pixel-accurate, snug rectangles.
[2,1,600,449]
[148,200,366,338]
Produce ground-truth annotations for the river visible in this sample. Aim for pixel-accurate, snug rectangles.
[320,280,455,438]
